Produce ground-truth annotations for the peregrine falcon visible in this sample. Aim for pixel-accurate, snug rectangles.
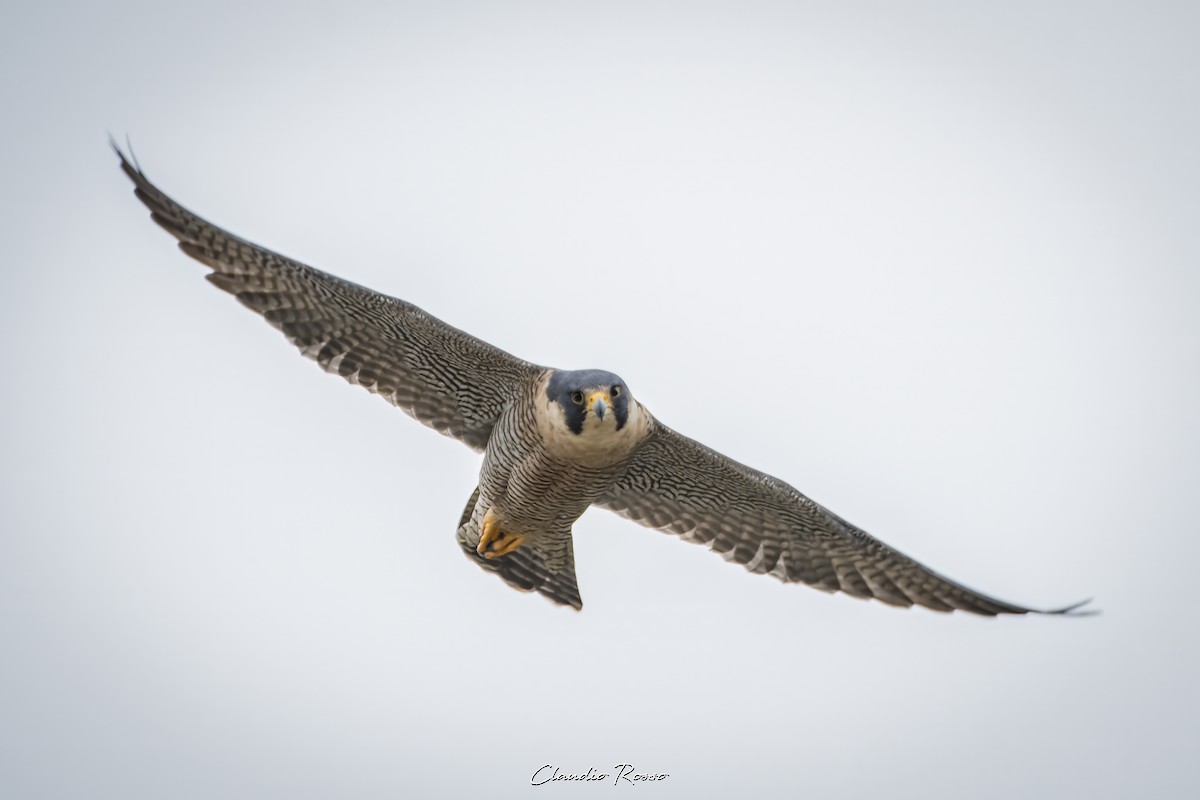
[115,144,1090,616]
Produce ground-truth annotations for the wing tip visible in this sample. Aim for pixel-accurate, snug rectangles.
[109,132,145,182]
[1039,597,1098,617]
[945,595,1097,618]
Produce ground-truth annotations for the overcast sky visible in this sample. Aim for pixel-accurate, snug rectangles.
[2,1,1197,798]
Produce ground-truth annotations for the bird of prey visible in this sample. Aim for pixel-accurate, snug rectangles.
[115,144,1089,616]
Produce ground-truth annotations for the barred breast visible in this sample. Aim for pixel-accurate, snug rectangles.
[476,371,650,546]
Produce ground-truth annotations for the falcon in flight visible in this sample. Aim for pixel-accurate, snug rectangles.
[115,144,1089,616]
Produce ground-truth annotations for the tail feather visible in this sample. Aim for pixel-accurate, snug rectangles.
[455,488,583,610]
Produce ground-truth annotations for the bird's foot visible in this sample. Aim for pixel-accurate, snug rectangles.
[477,508,526,559]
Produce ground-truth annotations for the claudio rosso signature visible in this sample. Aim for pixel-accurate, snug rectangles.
[532,765,669,786]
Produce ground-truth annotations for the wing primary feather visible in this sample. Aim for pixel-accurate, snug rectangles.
[114,141,540,452]
[600,420,1094,617]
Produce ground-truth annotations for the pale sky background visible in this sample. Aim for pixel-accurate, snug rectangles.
[2,1,1197,798]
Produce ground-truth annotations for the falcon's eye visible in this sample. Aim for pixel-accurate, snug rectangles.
[570,391,585,405]
[611,385,622,397]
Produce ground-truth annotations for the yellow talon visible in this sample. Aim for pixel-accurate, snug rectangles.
[477,509,500,554]
[477,509,526,558]
[485,531,526,558]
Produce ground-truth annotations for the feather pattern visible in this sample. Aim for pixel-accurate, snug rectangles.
[600,422,1089,615]
[115,145,538,451]
[117,144,1089,616]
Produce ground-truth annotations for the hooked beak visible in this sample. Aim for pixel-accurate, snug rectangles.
[588,391,611,420]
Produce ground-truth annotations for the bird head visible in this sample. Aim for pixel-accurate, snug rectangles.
[546,369,632,435]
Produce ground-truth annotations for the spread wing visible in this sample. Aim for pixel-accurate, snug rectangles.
[600,420,1090,616]
[115,144,539,450]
